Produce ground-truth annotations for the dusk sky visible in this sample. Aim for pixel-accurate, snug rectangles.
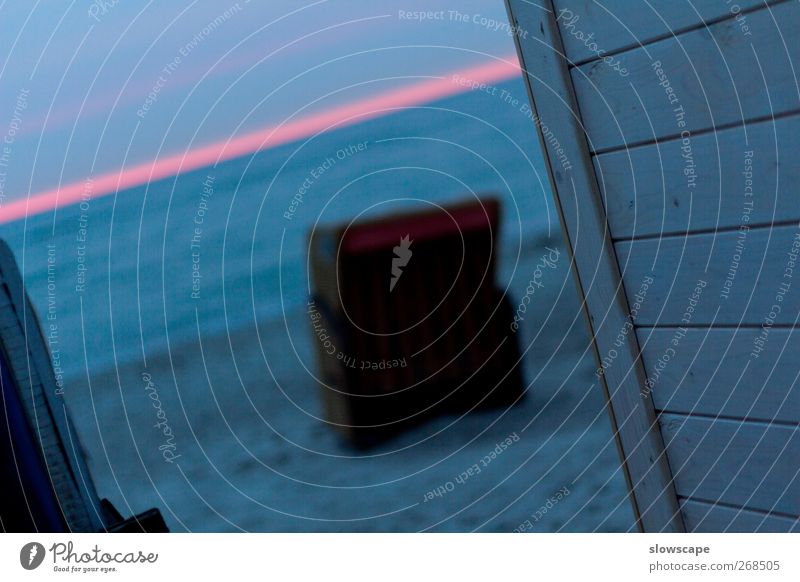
[0,1,521,221]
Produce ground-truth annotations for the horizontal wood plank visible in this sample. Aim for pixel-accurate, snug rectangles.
[681,498,800,532]
[640,328,800,423]
[552,0,776,64]
[571,1,800,152]
[660,414,799,515]
[594,114,800,239]
[616,224,800,325]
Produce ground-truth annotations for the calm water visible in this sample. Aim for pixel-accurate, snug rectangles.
[4,77,557,377]
[2,78,636,531]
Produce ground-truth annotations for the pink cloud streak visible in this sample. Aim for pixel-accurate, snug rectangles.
[0,55,520,224]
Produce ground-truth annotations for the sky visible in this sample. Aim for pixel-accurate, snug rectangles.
[0,0,522,222]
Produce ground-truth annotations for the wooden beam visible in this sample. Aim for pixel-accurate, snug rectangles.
[506,0,684,531]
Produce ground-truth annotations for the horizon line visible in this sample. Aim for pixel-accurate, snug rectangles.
[0,54,521,225]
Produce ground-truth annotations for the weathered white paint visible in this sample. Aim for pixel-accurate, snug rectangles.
[639,328,800,423]
[616,223,800,325]
[594,114,800,239]
[681,498,799,532]
[572,1,800,152]
[552,0,777,64]
[508,0,800,532]
[660,414,799,515]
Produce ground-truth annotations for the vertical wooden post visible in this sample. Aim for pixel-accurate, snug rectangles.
[505,0,685,532]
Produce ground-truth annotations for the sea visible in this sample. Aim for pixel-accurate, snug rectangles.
[1,77,634,531]
[3,77,559,378]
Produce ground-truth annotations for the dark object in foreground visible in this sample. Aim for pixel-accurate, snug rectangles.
[309,197,523,447]
[0,240,167,532]
[100,500,169,533]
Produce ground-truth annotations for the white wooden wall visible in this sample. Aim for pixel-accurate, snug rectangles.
[508,0,799,531]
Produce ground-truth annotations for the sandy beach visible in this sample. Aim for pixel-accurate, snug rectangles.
[59,240,635,532]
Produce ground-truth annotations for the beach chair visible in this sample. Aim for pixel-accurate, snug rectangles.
[0,239,167,532]
[309,198,523,446]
